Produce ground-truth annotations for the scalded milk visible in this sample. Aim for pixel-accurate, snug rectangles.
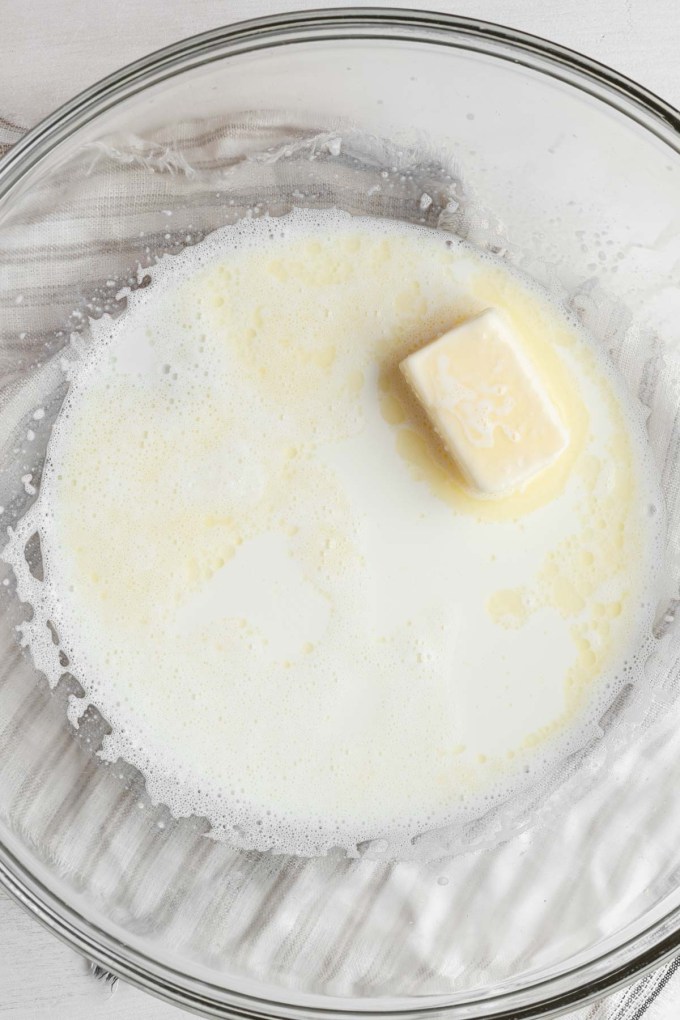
[5,210,663,855]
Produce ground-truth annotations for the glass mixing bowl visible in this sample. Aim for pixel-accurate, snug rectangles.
[2,8,680,1018]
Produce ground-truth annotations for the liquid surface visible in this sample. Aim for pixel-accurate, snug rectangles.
[6,211,663,855]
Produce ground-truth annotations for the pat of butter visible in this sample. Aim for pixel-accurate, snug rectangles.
[399,309,568,495]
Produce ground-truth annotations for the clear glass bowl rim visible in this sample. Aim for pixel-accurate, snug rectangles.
[2,7,680,1019]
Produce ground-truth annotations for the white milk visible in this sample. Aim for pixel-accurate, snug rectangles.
[5,210,663,855]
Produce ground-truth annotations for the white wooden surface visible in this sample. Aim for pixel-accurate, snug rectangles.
[1,1,679,1016]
